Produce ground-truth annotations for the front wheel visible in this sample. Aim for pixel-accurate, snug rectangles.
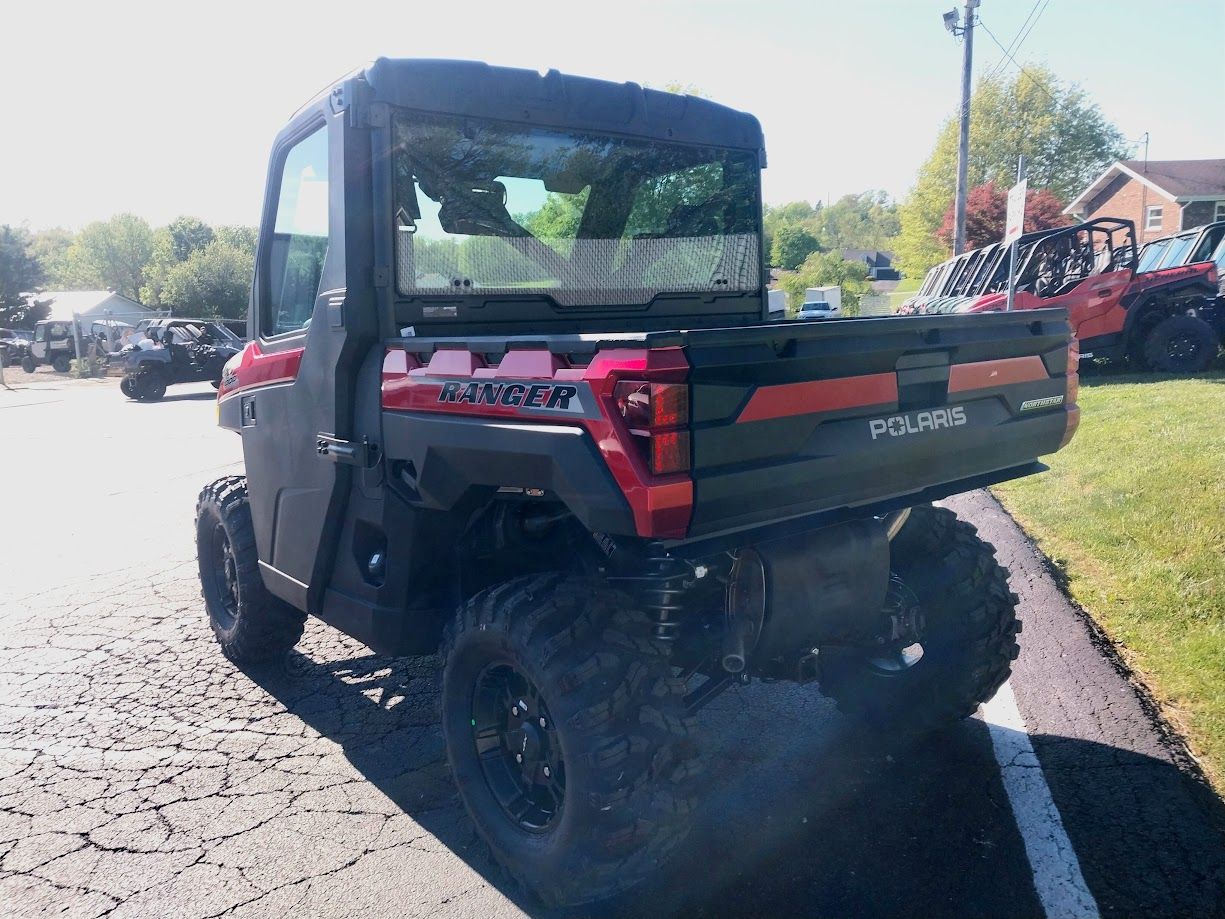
[1143,314,1219,373]
[196,476,305,665]
[439,574,701,907]
[20,355,36,374]
[119,377,137,399]
[135,371,168,401]
[819,505,1020,730]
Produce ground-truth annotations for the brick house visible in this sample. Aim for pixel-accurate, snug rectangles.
[1064,159,1225,243]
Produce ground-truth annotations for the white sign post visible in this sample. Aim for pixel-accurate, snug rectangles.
[1004,157,1028,311]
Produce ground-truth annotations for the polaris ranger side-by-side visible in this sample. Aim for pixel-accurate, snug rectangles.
[197,59,1079,906]
[901,218,1222,372]
[118,318,242,401]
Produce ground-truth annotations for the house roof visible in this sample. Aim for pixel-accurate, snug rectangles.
[33,291,152,321]
[839,249,893,265]
[1065,159,1225,214]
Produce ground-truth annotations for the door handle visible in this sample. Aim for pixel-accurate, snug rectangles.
[317,433,373,467]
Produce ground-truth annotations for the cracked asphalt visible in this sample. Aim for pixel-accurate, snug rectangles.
[2,377,1223,918]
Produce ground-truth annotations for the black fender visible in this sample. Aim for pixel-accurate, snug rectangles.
[1121,275,1219,347]
[381,411,637,536]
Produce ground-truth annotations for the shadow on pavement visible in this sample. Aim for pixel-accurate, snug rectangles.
[248,649,1225,919]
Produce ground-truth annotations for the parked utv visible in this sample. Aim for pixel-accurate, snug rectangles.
[901,218,1221,372]
[119,318,242,401]
[20,319,78,373]
[196,59,1080,907]
[0,329,31,368]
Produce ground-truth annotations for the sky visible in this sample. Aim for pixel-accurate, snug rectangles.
[2,0,1222,231]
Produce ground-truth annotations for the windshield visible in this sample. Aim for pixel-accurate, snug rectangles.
[204,322,242,344]
[1136,239,1169,272]
[392,112,761,307]
[1156,234,1196,269]
[1189,225,1225,266]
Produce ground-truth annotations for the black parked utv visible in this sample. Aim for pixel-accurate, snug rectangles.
[119,318,242,401]
[196,59,1080,907]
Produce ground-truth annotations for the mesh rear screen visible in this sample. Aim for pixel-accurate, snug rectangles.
[392,112,761,308]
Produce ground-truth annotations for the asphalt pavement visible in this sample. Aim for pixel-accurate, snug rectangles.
[1,375,1222,918]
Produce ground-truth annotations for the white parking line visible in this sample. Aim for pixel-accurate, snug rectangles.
[982,682,1101,919]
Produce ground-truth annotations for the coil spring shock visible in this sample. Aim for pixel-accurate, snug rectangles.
[636,554,691,642]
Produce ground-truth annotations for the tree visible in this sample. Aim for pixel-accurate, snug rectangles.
[160,240,254,319]
[895,67,1126,278]
[936,182,1070,250]
[29,228,73,287]
[770,223,821,270]
[777,251,871,314]
[57,214,154,299]
[0,225,47,327]
[817,191,900,251]
[214,225,258,255]
[165,216,214,262]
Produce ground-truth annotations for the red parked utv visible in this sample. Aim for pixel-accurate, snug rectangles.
[902,218,1221,372]
[196,59,1080,906]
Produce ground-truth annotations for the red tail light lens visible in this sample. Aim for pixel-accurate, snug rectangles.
[651,430,692,476]
[614,382,689,431]
[612,380,691,475]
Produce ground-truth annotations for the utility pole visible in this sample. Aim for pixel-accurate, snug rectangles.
[947,0,980,255]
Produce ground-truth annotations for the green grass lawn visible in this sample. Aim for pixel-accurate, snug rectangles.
[993,368,1225,787]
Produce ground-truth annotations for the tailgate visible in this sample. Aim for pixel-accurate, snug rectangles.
[676,309,1076,538]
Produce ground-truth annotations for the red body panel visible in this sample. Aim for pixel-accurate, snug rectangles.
[948,355,1048,393]
[962,262,1218,346]
[735,373,898,423]
[383,346,693,539]
[217,341,304,401]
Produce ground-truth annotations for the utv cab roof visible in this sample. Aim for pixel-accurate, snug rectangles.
[317,58,766,160]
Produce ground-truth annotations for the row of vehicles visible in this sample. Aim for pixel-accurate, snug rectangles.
[900,218,1223,373]
[4,316,244,400]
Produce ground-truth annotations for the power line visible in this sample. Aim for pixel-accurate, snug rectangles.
[985,0,1044,80]
[977,18,1060,107]
[1009,0,1052,64]
[985,0,1052,81]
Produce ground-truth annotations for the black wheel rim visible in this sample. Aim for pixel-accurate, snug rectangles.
[1167,333,1199,365]
[208,523,239,630]
[471,662,565,833]
[864,575,927,676]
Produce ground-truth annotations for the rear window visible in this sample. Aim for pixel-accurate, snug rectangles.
[391,112,760,307]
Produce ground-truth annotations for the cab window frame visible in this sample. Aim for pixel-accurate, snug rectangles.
[258,115,331,344]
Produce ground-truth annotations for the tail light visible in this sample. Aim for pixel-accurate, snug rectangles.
[613,381,691,475]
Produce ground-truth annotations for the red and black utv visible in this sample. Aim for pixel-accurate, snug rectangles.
[902,218,1221,372]
[196,58,1079,907]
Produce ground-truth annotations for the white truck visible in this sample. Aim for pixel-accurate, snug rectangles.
[798,285,842,320]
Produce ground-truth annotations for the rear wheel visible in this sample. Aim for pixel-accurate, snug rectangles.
[196,476,305,665]
[1143,314,1219,373]
[52,354,70,373]
[439,574,701,907]
[819,505,1020,730]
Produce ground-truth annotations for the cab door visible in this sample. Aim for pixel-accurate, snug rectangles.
[239,98,376,614]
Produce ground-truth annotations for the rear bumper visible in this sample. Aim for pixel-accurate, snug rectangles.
[668,460,1046,557]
